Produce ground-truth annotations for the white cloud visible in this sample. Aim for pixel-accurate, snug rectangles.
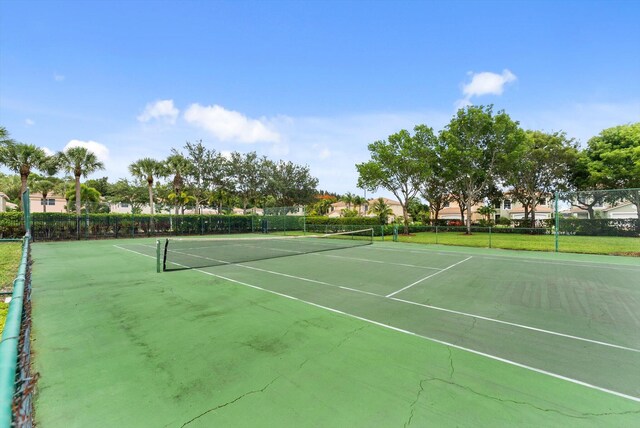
[137,100,179,124]
[53,73,65,82]
[312,144,332,160]
[42,147,55,156]
[463,69,517,97]
[63,139,110,162]
[183,103,281,143]
[25,118,35,126]
[456,69,517,107]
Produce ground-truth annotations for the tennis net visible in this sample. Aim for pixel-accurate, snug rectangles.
[161,228,374,271]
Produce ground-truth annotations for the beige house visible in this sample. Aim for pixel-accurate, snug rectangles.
[435,195,554,223]
[0,192,12,212]
[28,192,67,213]
[562,201,638,219]
[329,197,404,223]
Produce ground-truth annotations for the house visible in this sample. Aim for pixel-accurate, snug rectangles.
[561,201,638,219]
[0,192,12,212]
[329,197,404,223]
[435,194,554,223]
[109,202,153,214]
[28,192,68,213]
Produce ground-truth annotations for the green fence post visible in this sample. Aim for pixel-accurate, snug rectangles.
[489,226,492,248]
[435,225,439,244]
[554,192,559,253]
[393,224,398,242]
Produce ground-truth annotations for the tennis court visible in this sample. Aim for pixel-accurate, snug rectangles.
[30,234,640,426]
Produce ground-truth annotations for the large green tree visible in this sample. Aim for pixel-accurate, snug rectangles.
[437,105,521,234]
[109,179,148,214]
[56,147,105,215]
[579,123,640,219]
[266,160,318,207]
[502,130,577,227]
[228,151,269,214]
[182,140,227,214]
[356,125,435,234]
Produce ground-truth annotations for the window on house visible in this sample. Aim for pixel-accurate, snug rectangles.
[504,199,512,210]
[493,201,500,209]
[443,201,450,208]
[41,199,55,205]
[120,203,129,208]
[539,197,546,206]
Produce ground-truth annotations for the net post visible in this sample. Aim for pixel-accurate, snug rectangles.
[156,239,161,273]
[393,224,398,242]
[554,192,559,253]
[435,225,438,244]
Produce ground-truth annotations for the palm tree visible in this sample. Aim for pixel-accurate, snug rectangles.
[168,191,196,215]
[341,192,355,210]
[129,158,167,229]
[33,179,56,213]
[56,147,105,214]
[165,153,192,216]
[353,195,367,215]
[0,138,51,211]
[371,197,393,225]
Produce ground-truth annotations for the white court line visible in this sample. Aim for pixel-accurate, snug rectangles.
[312,253,442,270]
[366,245,640,272]
[113,245,156,259]
[117,244,640,353]
[385,257,473,298]
[391,297,640,353]
[179,262,640,403]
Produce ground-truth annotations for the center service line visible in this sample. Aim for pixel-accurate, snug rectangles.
[386,256,473,298]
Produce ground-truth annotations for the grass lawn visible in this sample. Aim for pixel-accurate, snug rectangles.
[397,231,640,255]
[0,241,23,333]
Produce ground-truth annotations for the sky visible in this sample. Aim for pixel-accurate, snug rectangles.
[1,0,639,199]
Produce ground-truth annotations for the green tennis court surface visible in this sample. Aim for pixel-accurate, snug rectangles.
[31,237,640,426]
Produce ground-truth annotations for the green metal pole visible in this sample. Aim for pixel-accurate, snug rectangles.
[555,192,559,252]
[435,225,439,244]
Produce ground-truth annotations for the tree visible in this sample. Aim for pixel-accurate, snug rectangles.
[477,205,496,224]
[167,191,196,215]
[356,125,435,234]
[341,192,355,210]
[182,140,227,214]
[56,147,105,215]
[0,173,22,203]
[85,177,111,197]
[109,179,148,214]
[353,195,367,215]
[266,160,318,206]
[437,105,521,234]
[66,184,101,213]
[502,130,577,227]
[165,152,192,216]
[580,123,640,219]
[309,198,334,216]
[229,151,269,214]
[32,179,56,213]
[128,157,167,220]
[0,137,53,211]
[370,198,393,224]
